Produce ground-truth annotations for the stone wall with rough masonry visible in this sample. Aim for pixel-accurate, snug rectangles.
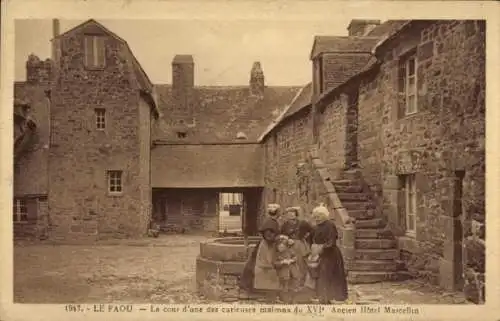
[358,20,485,301]
[152,188,219,232]
[261,20,485,303]
[48,28,152,241]
[262,109,313,221]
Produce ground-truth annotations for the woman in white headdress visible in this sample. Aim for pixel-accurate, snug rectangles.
[309,204,348,303]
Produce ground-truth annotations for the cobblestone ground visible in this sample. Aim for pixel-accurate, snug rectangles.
[14,235,469,304]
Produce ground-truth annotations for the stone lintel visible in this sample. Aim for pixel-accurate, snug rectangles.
[383,175,401,190]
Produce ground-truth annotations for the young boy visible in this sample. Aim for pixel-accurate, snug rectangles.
[273,234,300,303]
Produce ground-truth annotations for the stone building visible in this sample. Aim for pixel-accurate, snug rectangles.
[13,19,485,302]
[260,20,485,302]
[13,19,298,240]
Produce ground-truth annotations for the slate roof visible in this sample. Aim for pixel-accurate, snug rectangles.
[310,36,380,59]
[366,20,410,37]
[283,82,313,119]
[153,85,300,142]
[322,53,373,90]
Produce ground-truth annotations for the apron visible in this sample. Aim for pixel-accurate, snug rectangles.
[253,240,280,291]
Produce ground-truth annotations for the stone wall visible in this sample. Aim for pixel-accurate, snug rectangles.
[152,188,219,232]
[13,196,49,240]
[152,143,265,188]
[14,82,50,197]
[48,26,151,241]
[139,97,153,231]
[318,95,346,175]
[262,109,312,220]
[260,20,485,302]
[358,20,485,301]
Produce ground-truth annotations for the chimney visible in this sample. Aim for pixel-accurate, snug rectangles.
[250,61,265,97]
[172,55,195,125]
[347,19,381,36]
[52,19,60,38]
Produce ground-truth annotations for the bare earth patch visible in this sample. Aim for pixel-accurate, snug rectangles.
[14,235,468,304]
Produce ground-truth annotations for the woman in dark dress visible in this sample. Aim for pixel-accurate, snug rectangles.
[310,204,348,303]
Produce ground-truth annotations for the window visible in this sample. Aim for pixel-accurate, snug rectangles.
[403,174,417,236]
[399,52,418,116]
[107,170,123,194]
[84,35,106,69]
[13,198,28,223]
[177,132,187,139]
[95,108,106,130]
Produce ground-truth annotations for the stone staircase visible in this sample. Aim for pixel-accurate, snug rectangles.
[331,177,402,284]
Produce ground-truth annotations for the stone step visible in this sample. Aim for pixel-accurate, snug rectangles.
[333,184,364,193]
[334,184,364,193]
[348,210,375,220]
[343,202,373,211]
[356,228,392,239]
[342,170,362,181]
[356,239,396,249]
[355,218,385,229]
[332,179,355,186]
[348,260,398,272]
[355,249,399,261]
[348,271,402,284]
[336,193,370,202]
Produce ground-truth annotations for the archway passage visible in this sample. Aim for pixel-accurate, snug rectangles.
[152,187,262,235]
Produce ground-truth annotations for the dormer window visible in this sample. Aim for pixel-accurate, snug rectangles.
[84,35,106,69]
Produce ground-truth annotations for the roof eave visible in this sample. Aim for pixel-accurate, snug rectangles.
[140,89,160,118]
[371,20,413,57]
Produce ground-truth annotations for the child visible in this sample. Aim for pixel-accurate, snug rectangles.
[273,234,300,303]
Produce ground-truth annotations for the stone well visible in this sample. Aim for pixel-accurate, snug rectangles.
[196,236,260,301]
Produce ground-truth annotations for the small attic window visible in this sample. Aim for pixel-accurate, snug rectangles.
[177,132,187,139]
[84,35,106,69]
[236,132,247,140]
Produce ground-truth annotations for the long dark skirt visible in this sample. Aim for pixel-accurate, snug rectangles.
[239,240,261,291]
[316,246,348,303]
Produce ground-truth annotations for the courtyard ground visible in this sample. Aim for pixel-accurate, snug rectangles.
[14,234,469,304]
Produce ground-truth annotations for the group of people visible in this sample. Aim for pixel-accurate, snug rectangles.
[240,203,349,304]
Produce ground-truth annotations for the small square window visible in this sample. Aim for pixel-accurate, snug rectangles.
[95,108,106,130]
[107,170,123,194]
[13,198,28,222]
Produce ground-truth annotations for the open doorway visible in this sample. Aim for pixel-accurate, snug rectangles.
[218,192,243,233]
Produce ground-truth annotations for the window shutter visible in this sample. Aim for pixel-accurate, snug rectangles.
[26,198,38,222]
[97,37,106,67]
[397,61,407,118]
[84,36,92,67]
[398,61,406,93]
